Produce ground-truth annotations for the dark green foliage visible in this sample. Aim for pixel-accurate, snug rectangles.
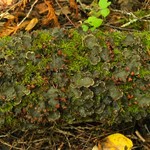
[0,29,150,128]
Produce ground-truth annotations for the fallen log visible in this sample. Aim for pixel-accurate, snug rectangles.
[0,29,150,128]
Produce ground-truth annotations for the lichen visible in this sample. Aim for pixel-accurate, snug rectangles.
[0,29,150,128]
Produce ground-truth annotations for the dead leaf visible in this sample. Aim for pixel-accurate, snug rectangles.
[36,1,60,27]
[42,0,59,27]
[22,0,30,8]
[92,145,99,150]
[35,3,48,14]
[0,26,18,37]
[25,18,38,31]
[69,0,78,17]
[18,20,30,29]
[55,6,71,16]
[0,22,5,27]
[0,0,13,6]
[3,13,15,19]
[61,6,71,15]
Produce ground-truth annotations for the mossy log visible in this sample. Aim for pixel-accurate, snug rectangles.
[0,29,150,128]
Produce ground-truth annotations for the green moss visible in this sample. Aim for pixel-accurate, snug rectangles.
[134,9,150,18]
[24,91,39,104]
[0,36,12,46]
[23,61,38,84]
[68,56,89,72]
[37,57,50,70]
[60,30,89,73]
[5,115,18,127]
[60,40,77,57]
[4,49,15,56]
[31,30,52,50]
[140,69,150,78]
[127,104,144,116]
[139,31,150,49]
[0,102,13,113]
[22,57,49,85]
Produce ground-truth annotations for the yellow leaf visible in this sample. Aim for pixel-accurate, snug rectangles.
[18,21,30,30]
[0,0,13,6]
[101,133,133,150]
[25,18,38,31]
[3,13,15,19]
[92,145,99,150]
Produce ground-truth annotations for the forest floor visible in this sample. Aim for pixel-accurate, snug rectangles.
[0,0,150,149]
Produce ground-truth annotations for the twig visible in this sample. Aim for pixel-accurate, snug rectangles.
[110,8,138,16]
[121,18,138,28]
[55,0,76,27]
[121,12,150,27]
[110,8,150,28]
[0,139,22,150]
[135,130,146,142]
[144,124,150,134]
[65,135,72,149]
[0,134,8,138]
[55,128,75,137]
[0,0,25,20]
[104,24,138,32]
[17,0,38,27]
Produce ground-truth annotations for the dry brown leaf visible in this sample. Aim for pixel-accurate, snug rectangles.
[36,1,59,27]
[18,20,30,29]
[0,0,13,11]
[42,0,59,27]
[0,25,18,37]
[55,6,71,16]
[35,3,48,14]
[25,17,38,31]
[0,0,13,7]
[69,0,78,17]
[92,145,99,150]
[3,13,15,19]
[17,0,30,9]
[22,0,30,8]
[0,22,5,27]
[61,6,71,15]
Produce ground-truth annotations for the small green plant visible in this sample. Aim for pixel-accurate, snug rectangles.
[82,0,111,31]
